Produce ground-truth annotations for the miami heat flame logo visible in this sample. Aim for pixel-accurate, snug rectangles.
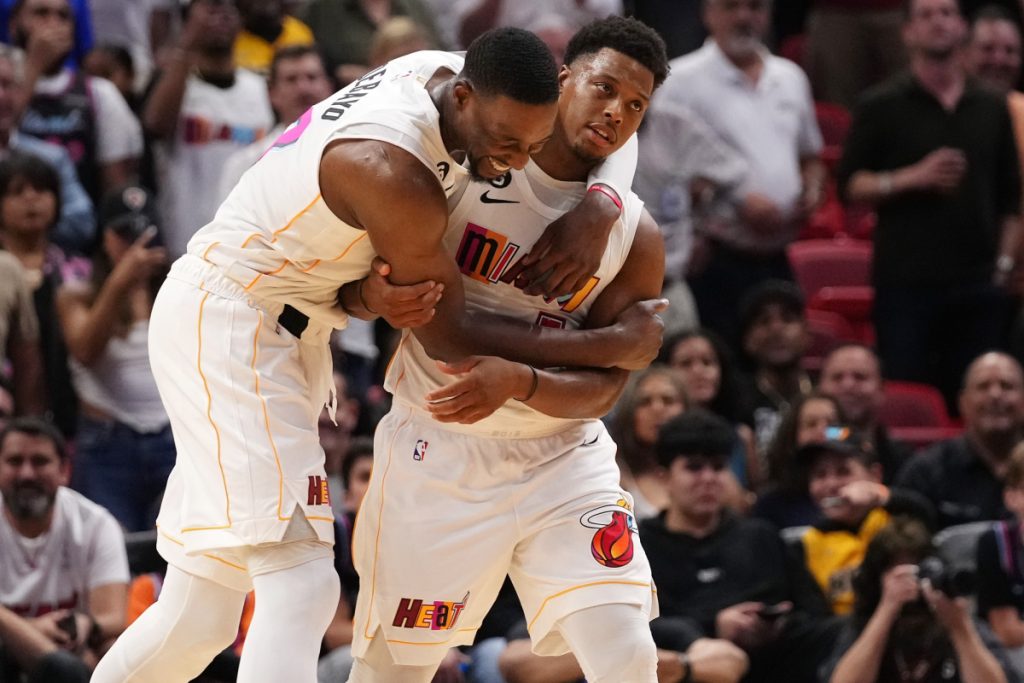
[581,499,637,568]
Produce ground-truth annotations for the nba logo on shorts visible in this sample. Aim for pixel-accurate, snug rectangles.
[413,439,429,461]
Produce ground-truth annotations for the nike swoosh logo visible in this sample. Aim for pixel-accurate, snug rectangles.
[581,435,600,447]
[480,190,519,204]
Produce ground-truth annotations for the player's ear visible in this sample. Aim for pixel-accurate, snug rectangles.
[558,65,571,93]
[452,80,474,111]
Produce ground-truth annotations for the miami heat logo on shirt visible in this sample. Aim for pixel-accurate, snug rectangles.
[581,499,637,568]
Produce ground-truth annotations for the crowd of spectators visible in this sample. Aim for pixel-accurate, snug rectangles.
[8,0,1024,681]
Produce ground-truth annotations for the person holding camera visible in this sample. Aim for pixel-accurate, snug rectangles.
[55,185,170,532]
[827,517,1012,683]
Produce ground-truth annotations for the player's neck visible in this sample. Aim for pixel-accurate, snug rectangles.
[531,135,592,183]
[431,80,465,163]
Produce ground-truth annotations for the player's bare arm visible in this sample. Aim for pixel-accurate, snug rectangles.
[426,209,666,424]
[321,141,665,370]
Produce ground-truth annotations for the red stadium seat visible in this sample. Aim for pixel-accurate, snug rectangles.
[808,285,874,344]
[880,381,953,429]
[787,238,873,301]
[804,309,858,373]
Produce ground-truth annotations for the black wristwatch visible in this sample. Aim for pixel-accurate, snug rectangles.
[678,651,693,683]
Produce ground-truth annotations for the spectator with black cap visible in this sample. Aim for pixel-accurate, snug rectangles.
[794,425,934,615]
[55,185,172,532]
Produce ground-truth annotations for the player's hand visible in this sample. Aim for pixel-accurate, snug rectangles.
[108,227,167,291]
[605,298,669,370]
[425,356,532,424]
[431,647,468,683]
[361,257,443,328]
[504,188,618,298]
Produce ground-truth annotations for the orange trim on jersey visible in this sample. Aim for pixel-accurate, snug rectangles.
[382,334,408,385]
[159,530,247,571]
[201,241,220,262]
[251,311,288,521]
[187,290,233,530]
[299,259,322,273]
[240,232,264,249]
[239,193,323,289]
[527,580,652,630]
[300,231,368,278]
[362,376,410,641]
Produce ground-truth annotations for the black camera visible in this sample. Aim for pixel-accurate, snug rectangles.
[917,556,976,597]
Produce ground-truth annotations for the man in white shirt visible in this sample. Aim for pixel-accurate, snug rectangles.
[0,417,129,681]
[12,0,143,206]
[650,0,825,348]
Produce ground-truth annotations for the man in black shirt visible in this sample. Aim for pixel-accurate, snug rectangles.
[896,352,1024,529]
[837,0,1022,410]
[641,409,839,683]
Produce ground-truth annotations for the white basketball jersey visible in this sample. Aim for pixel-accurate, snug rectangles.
[187,50,469,330]
[387,159,643,438]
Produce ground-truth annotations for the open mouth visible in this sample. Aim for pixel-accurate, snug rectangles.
[486,156,510,175]
[587,124,615,146]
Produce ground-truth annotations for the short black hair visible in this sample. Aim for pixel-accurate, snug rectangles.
[340,436,374,489]
[0,417,67,460]
[269,44,324,84]
[564,16,670,89]
[971,3,1015,26]
[903,0,962,21]
[91,43,134,74]
[0,152,61,223]
[461,27,559,105]
[655,409,735,469]
[738,279,806,341]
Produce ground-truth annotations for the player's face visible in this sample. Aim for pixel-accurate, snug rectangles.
[556,48,653,164]
[457,87,557,181]
[667,454,727,518]
[0,432,67,520]
[344,456,372,513]
[669,336,721,409]
[795,398,839,447]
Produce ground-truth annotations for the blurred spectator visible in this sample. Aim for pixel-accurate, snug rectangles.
[14,0,142,206]
[651,0,825,349]
[418,0,461,49]
[754,391,842,530]
[317,437,372,683]
[623,0,706,59]
[0,46,95,254]
[144,0,273,257]
[320,370,362,515]
[976,444,1024,665]
[88,0,173,90]
[634,104,747,336]
[824,517,1012,683]
[662,329,759,491]
[82,45,136,110]
[301,0,443,86]
[640,409,840,683]
[805,0,906,109]
[218,44,332,200]
[0,250,44,417]
[795,427,933,615]
[56,186,173,532]
[0,152,89,436]
[0,418,129,682]
[234,0,314,73]
[457,0,622,64]
[838,0,1022,410]
[896,352,1024,529]
[611,365,687,519]
[818,343,912,485]
[0,0,92,67]
[737,279,813,458]
[367,16,433,67]
[0,377,15,429]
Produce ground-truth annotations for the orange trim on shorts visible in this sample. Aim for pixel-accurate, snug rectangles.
[201,241,220,262]
[159,530,247,571]
[362,373,410,640]
[240,193,323,289]
[251,311,289,521]
[382,333,408,383]
[385,628,478,646]
[527,580,652,631]
[183,290,233,532]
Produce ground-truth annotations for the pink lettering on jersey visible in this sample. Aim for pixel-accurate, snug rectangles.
[262,108,314,158]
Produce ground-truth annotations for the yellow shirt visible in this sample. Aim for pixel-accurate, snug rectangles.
[802,508,891,615]
[234,16,315,74]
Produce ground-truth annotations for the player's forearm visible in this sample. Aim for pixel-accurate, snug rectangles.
[830,604,898,683]
[524,367,629,419]
[142,51,194,138]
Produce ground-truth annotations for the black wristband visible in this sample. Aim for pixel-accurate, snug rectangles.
[679,651,693,683]
[515,366,539,402]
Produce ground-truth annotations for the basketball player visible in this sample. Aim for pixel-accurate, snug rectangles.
[92,28,665,683]
[348,18,671,683]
